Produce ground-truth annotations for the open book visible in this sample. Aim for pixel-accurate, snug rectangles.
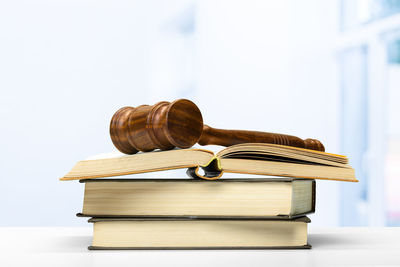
[61,143,357,182]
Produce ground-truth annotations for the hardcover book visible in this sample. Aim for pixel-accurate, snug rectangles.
[88,217,311,249]
[61,143,357,182]
[78,178,315,218]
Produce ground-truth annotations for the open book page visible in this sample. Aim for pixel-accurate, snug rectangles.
[84,146,220,161]
[217,143,349,167]
[61,148,214,181]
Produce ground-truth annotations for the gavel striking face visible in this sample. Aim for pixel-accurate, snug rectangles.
[110,99,325,154]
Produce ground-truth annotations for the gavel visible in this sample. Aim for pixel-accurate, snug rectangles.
[110,99,325,154]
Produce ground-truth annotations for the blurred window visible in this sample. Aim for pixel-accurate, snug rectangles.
[339,47,369,226]
[341,0,400,31]
[340,1,400,226]
[385,35,400,226]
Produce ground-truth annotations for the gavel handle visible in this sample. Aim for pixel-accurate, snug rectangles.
[198,125,325,152]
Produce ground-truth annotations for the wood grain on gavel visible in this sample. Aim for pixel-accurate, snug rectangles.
[110,99,325,154]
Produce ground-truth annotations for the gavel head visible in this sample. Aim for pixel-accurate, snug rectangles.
[110,99,203,154]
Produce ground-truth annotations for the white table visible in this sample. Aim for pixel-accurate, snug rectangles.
[0,227,399,267]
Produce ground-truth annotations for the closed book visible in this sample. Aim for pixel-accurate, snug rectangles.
[78,178,315,218]
[88,217,311,249]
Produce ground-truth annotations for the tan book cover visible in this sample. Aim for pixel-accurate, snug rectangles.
[78,178,315,218]
[88,217,311,250]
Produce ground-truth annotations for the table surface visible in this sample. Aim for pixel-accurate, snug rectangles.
[0,227,399,267]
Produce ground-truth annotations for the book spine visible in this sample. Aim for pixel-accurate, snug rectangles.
[186,158,223,180]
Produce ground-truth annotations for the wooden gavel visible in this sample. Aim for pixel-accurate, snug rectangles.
[110,99,325,154]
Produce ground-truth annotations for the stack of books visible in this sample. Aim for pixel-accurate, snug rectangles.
[62,143,357,249]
